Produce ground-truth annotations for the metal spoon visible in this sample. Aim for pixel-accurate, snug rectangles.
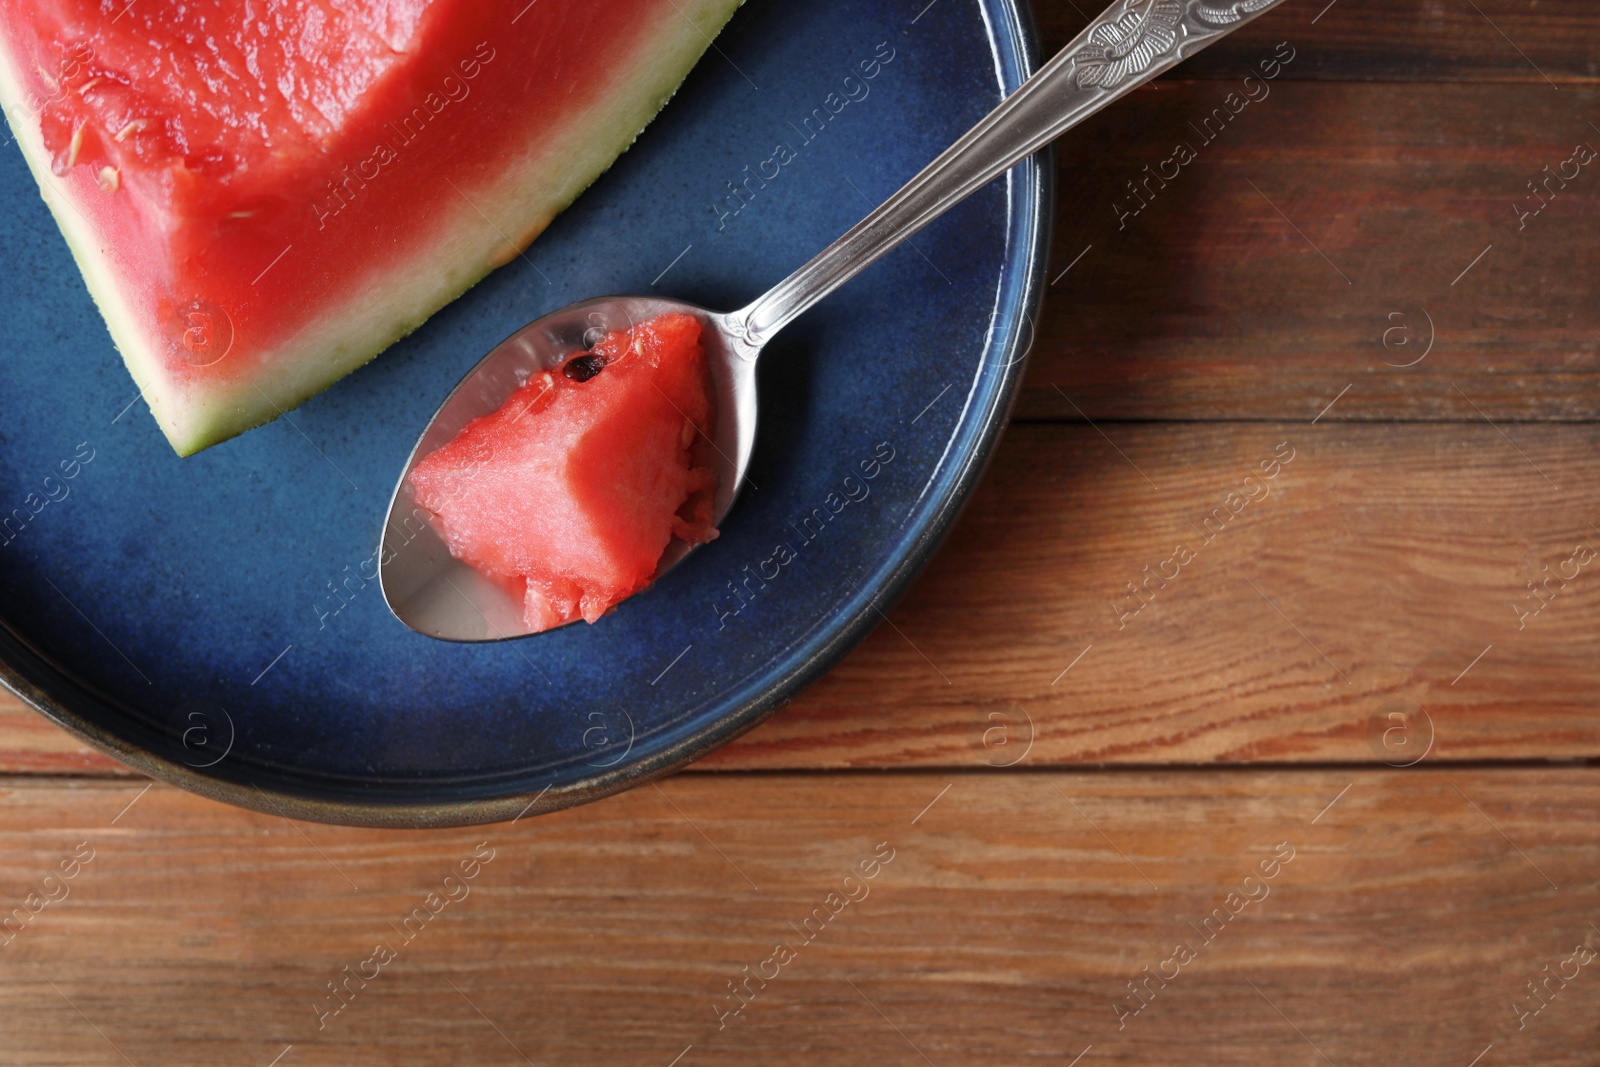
[381,0,1288,641]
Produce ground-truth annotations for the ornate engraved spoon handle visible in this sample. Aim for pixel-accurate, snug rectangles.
[734,0,1288,349]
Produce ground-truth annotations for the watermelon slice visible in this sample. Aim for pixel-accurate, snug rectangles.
[407,312,718,633]
[0,0,743,455]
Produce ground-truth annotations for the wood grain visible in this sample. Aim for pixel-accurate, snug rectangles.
[4,422,1598,773]
[702,421,1600,768]
[0,769,1593,1066]
[1018,81,1600,421]
[0,698,125,775]
[1039,0,1600,83]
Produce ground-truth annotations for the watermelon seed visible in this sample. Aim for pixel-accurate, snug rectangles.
[563,354,606,382]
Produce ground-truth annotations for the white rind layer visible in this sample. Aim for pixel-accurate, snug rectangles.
[0,0,743,455]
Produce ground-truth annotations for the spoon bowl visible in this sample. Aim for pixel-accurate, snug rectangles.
[379,296,758,642]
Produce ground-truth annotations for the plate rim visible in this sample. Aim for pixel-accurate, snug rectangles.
[0,0,1055,828]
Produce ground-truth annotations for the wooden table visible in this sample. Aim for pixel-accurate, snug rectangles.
[3,2,1598,1063]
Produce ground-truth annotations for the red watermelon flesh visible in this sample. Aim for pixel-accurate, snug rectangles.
[407,313,718,633]
[0,0,743,455]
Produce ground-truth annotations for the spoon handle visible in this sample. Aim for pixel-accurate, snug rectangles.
[730,0,1289,349]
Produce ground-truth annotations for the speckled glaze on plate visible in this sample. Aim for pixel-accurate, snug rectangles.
[0,0,1051,827]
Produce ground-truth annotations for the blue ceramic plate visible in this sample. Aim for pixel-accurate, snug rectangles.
[0,0,1050,826]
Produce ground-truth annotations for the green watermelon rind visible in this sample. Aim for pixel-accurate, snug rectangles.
[0,0,744,456]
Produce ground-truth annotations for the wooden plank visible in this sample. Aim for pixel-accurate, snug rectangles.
[705,422,1600,768]
[1019,80,1600,421]
[1039,0,1600,83]
[3,422,1598,773]
[0,697,127,775]
[0,769,1593,1065]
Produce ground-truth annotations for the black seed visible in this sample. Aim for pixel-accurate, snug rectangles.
[563,354,606,382]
